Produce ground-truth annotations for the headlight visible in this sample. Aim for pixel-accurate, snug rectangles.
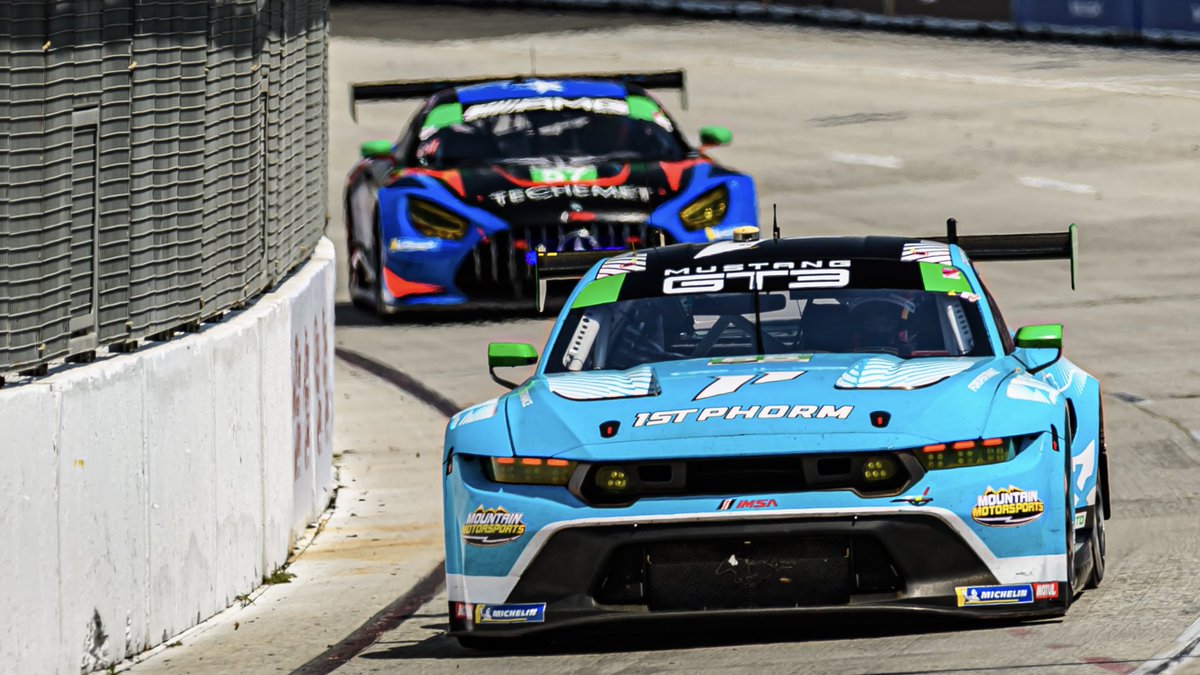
[408,198,467,240]
[679,186,729,231]
[485,457,577,486]
[915,435,1035,471]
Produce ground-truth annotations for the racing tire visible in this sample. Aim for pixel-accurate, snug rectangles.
[1085,422,1107,589]
[1062,417,1077,607]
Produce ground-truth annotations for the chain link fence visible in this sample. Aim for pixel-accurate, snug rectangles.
[0,0,328,378]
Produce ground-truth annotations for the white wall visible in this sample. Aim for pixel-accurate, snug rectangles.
[0,238,336,674]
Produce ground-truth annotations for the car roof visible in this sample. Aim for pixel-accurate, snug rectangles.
[641,236,957,269]
[444,78,631,105]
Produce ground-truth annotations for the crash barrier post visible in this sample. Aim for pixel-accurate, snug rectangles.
[0,0,329,380]
[0,239,336,675]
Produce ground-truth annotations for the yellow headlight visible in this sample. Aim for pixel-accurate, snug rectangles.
[408,198,467,240]
[679,186,729,231]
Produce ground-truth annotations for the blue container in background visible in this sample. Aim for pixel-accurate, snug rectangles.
[1141,0,1200,42]
[1013,0,1141,35]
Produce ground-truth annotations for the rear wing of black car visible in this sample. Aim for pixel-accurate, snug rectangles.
[534,249,622,312]
[931,220,1078,289]
[349,69,687,121]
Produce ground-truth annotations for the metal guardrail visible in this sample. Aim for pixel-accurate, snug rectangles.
[0,0,328,379]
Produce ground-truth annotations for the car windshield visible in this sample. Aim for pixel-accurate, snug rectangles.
[413,97,688,168]
[545,289,994,373]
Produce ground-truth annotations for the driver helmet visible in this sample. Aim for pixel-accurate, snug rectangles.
[850,294,919,352]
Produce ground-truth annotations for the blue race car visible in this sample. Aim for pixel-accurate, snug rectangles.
[344,70,757,313]
[442,223,1108,646]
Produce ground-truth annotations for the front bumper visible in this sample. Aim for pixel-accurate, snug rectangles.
[446,513,1067,636]
[443,436,1070,637]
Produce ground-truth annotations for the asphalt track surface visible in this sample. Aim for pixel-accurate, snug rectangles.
[326,5,1200,673]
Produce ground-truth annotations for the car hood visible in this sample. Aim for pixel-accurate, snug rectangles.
[504,354,1015,461]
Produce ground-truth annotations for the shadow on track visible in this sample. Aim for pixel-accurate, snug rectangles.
[356,611,1065,662]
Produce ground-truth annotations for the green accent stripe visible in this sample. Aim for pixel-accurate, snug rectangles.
[627,95,660,122]
[571,274,625,309]
[920,262,972,293]
[424,102,463,130]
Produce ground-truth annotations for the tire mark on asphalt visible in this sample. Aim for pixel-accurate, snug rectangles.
[288,348,459,673]
[335,346,463,417]
[290,561,445,675]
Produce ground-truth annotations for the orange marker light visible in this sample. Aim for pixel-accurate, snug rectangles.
[495,457,516,465]
[546,459,570,467]
[951,441,976,451]
[981,438,1004,447]
[922,444,947,453]
[520,458,542,466]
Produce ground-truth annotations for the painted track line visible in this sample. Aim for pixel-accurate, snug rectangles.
[829,151,904,169]
[1130,615,1200,675]
[1017,176,1097,194]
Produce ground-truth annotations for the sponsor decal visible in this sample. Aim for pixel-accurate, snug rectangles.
[1071,440,1096,508]
[595,251,648,279]
[461,506,527,546]
[836,357,975,390]
[1006,375,1060,405]
[633,404,853,427]
[1033,582,1059,600]
[464,96,627,122]
[942,268,962,281]
[530,165,598,183]
[546,366,659,401]
[948,290,981,303]
[901,241,952,265]
[474,603,546,624]
[967,367,1001,392]
[708,354,812,365]
[1074,511,1087,529]
[693,371,805,401]
[449,398,499,430]
[717,498,778,511]
[488,184,651,207]
[662,260,851,295]
[971,486,1045,527]
[892,486,933,506]
[956,584,1034,607]
[694,240,760,259]
[389,238,441,253]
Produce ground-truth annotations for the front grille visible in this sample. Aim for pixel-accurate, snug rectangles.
[645,538,851,611]
[574,452,920,506]
[594,535,902,611]
[454,222,670,299]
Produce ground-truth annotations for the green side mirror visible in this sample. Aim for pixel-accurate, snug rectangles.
[360,140,393,159]
[488,343,538,389]
[699,126,733,147]
[1015,324,1063,350]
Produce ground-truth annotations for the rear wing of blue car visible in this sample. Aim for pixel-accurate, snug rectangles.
[932,219,1078,289]
[350,69,688,121]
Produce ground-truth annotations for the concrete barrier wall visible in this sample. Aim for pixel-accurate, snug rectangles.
[0,238,336,674]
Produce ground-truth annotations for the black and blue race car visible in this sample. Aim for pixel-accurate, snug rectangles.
[344,70,757,312]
